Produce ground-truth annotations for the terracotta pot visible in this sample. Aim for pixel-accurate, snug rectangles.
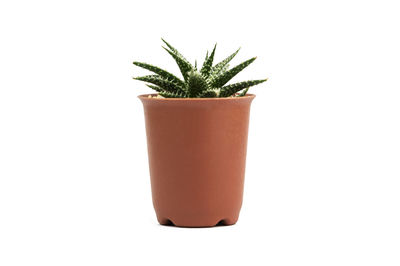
[139,94,255,227]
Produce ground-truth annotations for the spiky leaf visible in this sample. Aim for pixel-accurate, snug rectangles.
[210,48,240,77]
[198,89,218,98]
[146,84,164,93]
[161,39,192,65]
[134,75,185,93]
[219,79,267,97]
[159,91,186,98]
[163,47,193,81]
[133,62,185,88]
[210,57,256,88]
[208,63,229,84]
[187,71,209,97]
[161,39,193,79]
[133,40,267,98]
[201,44,216,78]
[236,88,249,97]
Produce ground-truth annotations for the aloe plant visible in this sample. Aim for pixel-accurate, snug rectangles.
[133,39,267,98]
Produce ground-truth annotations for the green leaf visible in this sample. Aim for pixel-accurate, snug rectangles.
[204,50,209,62]
[161,39,190,62]
[236,88,249,97]
[133,61,185,88]
[134,75,185,93]
[219,78,267,97]
[211,57,257,88]
[208,63,229,84]
[159,91,187,98]
[198,89,218,98]
[187,71,209,97]
[161,39,193,80]
[146,84,164,93]
[163,47,193,82]
[201,44,217,78]
[210,48,240,77]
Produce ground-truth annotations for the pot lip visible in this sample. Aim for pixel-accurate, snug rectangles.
[138,93,255,101]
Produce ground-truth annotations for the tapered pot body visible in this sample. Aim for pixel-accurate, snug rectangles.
[139,94,255,227]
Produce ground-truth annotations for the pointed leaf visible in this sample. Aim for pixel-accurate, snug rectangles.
[201,44,217,78]
[208,63,229,83]
[161,39,193,76]
[159,90,186,98]
[236,88,249,97]
[211,57,257,88]
[210,48,240,77]
[146,84,164,93]
[163,47,193,81]
[133,61,185,88]
[198,89,218,98]
[134,75,185,93]
[219,79,267,97]
[161,39,189,61]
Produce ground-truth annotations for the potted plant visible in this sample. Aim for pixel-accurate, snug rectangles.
[134,39,267,227]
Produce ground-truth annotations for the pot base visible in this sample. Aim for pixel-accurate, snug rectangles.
[157,216,238,228]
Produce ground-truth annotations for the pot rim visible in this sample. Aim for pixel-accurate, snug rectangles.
[138,93,255,101]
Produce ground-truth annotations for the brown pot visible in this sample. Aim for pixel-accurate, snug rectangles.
[139,94,255,227]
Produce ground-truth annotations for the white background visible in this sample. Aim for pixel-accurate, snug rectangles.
[0,0,399,265]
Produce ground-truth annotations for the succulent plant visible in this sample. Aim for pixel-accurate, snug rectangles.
[133,39,267,98]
